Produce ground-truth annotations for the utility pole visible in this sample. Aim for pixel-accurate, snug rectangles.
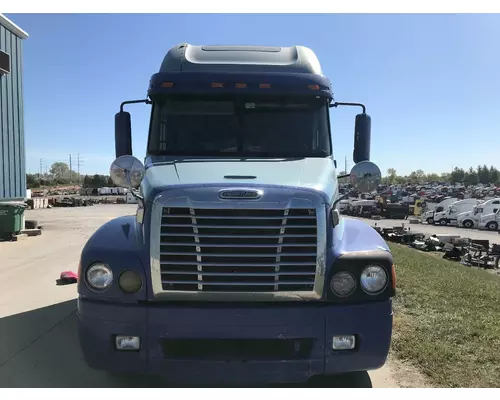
[69,154,73,183]
[344,156,349,174]
[39,158,45,177]
[77,154,84,185]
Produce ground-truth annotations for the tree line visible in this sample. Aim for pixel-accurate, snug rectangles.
[28,161,500,189]
[383,165,500,186]
[27,162,113,189]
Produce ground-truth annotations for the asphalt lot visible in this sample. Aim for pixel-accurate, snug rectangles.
[4,205,493,387]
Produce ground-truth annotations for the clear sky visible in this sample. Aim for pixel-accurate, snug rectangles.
[6,13,500,177]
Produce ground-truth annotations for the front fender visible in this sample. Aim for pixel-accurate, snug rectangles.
[324,217,394,302]
[332,217,390,256]
[78,215,148,302]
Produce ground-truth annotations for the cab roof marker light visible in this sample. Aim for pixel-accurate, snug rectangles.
[235,83,247,89]
[161,82,174,88]
[211,82,224,88]
[308,84,320,90]
[259,83,271,89]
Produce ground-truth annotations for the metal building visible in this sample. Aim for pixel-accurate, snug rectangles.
[0,14,28,201]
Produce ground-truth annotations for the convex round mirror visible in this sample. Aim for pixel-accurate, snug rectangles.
[110,155,145,188]
[350,161,381,193]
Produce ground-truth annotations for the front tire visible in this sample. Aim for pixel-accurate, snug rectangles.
[486,221,498,231]
[463,220,474,229]
[426,217,434,225]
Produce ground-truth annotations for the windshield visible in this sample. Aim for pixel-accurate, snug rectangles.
[148,95,332,157]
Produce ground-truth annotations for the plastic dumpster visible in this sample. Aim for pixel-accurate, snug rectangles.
[0,203,25,239]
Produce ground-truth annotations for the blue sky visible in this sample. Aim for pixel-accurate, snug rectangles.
[6,13,500,176]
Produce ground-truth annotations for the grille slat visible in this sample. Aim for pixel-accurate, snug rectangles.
[160,251,317,257]
[161,223,315,229]
[165,215,316,220]
[161,280,314,286]
[161,271,316,277]
[159,207,318,293]
[160,242,316,248]
[159,261,317,267]
[161,233,317,238]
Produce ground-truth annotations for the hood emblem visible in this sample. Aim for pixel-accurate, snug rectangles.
[219,188,263,200]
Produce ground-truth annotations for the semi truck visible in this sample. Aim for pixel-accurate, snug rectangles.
[478,209,500,231]
[433,198,480,226]
[457,198,500,229]
[77,43,395,386]
[421,197,458,225]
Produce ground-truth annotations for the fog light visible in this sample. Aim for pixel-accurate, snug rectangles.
[119,270,143,293]
[332,335,356,350]
[115,336,140,350]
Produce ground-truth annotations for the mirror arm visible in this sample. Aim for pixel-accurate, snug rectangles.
[337,173,350,179]
[332,193,349,211]
[330,101,366,114]
[120,99,152,113]
[129,188,145,208]
[332,173,374,210]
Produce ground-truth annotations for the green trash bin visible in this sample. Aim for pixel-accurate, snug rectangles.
[0,203,25,239]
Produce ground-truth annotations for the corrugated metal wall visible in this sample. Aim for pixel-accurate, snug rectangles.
[0,23,25,200]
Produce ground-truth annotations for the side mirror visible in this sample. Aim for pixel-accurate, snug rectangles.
[109,155,145,189]
[349,160,381,193]
[115,111,132,158]
[353,113,371,164]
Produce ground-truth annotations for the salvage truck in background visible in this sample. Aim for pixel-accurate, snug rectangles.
[77,43,395,385]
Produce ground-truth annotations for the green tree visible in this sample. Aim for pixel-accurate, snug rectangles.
[464,167,478,185]
[478,164,490,184]
[50,162,70,181]
[26,174,40,189]
[450,167,465,183]
[386,168,397,184]
[489,166,499,184]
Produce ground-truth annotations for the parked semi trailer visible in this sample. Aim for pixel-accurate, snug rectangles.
[77,43,395,385]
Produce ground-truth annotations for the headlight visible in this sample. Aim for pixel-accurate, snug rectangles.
[330,272,356,297]
[86,262,113,290]
[360,265,388,294]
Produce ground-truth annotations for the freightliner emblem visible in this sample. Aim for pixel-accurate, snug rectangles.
[218,188,263,200]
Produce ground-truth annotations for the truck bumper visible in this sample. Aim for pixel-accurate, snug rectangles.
[77,298,393,385]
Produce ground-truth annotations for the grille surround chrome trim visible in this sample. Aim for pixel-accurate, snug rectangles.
[150,186,327,301]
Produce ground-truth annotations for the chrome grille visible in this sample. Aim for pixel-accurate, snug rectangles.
[159,207,318,292]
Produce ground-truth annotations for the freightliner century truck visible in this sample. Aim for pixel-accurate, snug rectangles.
[77,43,396,386]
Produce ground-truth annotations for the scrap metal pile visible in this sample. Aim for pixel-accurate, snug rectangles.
[49,197,97,207]
[373,225,500,270]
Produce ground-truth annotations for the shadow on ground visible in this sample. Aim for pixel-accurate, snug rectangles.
[0,300,371,388]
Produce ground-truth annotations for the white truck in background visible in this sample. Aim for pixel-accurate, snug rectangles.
[433,198,479,226]
[457,198,500,229]
[422,197,458,225]
[478,209,500,231]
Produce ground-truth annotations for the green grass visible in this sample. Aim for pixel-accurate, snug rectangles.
[389,243,500,388]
